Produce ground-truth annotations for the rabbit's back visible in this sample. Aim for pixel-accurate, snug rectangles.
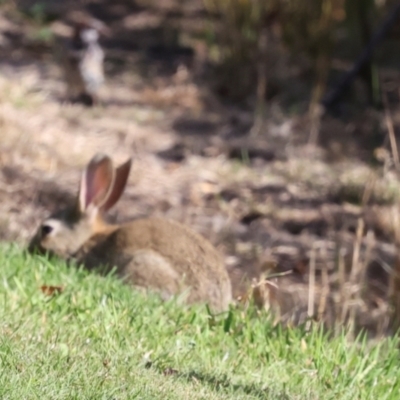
[78,217,232,311]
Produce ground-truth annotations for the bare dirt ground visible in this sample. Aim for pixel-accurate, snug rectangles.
[2,0,400,336]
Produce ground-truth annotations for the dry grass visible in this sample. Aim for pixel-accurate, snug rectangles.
[245,223,392,337]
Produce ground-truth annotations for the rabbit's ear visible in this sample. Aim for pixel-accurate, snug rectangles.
[79,153,114,212]
[100,157,132,212]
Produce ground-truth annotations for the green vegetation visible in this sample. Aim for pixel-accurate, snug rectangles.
[0,244,399,399]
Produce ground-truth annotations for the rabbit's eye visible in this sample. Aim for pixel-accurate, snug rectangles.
[41,224,53,237]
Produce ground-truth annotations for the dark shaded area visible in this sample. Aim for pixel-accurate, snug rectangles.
[227,145,276,163]
[157,143,186,162]
[172,369,289,399]
[322,2,400,109]
[2,166,74,210]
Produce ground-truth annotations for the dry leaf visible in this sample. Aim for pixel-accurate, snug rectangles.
[163,367,178,376]
[40,285,64,296]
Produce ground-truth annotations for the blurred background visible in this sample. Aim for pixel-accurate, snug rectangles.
[2,0,400,336]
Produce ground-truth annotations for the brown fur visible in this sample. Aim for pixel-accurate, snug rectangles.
[29,154,232,312]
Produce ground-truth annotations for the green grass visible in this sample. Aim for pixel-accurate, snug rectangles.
[0,244,399,399]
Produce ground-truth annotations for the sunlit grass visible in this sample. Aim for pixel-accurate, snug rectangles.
[0,244,399,399]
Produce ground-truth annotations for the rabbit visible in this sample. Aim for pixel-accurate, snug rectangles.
[28,154,232,312]
[57,17,107,106]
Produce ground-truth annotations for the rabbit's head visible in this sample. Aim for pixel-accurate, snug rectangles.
[71,14,110,48]
[29,154,131,258]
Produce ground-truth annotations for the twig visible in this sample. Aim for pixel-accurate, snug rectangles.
[306,244,317,331]
[361,172,376,206]
[383,94,400,171]
[389,252,400,334]
[317,245,329,322]
[250,26,268,137]
[338,247,347,327]
[350,218,364,283]
[308,104,323,146]
[322,2,400,108]
[346,218,365,337]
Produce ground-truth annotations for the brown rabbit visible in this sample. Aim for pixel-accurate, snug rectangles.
[29,154,232,312]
